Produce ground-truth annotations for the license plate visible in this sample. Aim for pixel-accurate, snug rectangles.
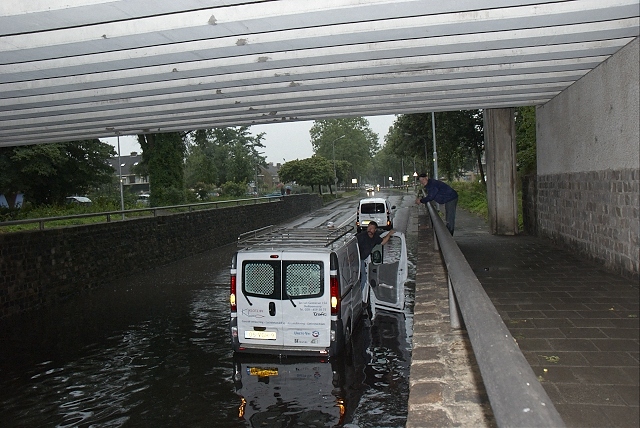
[245,330,277,340]
[249,367,278,377]
[362,220,370,225]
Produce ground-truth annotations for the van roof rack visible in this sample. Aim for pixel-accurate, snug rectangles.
[237,225,354,249]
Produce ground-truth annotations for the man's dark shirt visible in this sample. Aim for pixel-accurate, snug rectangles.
[356,230,383,260]
[419,178,458,204]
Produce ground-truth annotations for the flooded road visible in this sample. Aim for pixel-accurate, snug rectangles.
[0,194,417,427]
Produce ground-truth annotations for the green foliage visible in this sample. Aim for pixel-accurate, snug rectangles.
[152,186,187,206]
[137,132,187,206]
[0,140,116,206]
[184,127,266,188]
[221,181,247,197]
[515,106,537,177]
[451,181,524,229]
[192,181,215,200]
[310,118,379,180]
[385,111,484,182]
[278,156,334,194]
[451,181,488,219]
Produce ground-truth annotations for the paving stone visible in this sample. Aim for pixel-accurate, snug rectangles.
[408,382,444,405]
[554,384,628,405]
[547,338,601,352]
[555,403,617,427]
[591,338,640,352]
[406,408,454,428]
[581,351,639,366]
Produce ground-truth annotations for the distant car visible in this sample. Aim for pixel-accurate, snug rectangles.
[356,197,395,232]
[66,196,92,205]
[137,194,150,205]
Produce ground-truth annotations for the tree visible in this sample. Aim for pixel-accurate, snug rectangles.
[278,156,334,194]
[385,111,484,183]
[137,132,187,206]
[310,118,380,181]
[515,106,536,177]
[183,127,266,189]
[0,140,116,206]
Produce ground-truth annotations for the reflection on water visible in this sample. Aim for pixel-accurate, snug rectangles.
[232,308,411,428]
[0,220,416,428]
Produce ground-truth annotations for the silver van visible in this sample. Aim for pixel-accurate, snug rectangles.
[229,226,364,357]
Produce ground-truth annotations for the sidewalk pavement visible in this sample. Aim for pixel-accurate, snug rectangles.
[408,206,639,428]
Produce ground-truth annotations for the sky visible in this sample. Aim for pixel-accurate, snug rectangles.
[102,115,397,164]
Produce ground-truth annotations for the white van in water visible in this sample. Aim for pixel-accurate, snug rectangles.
[356,197,395,232]
[230,225,364,357]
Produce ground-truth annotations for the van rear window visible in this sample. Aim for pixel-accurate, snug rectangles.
[243,261,280,298]
[242,261,323,299]
[360,203,386,214]
[284,262,323,298]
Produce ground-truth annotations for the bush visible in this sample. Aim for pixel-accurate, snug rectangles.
[451,181,524,229]
[451,181,488,219]
[221,181,247,197]
[151,186,186,207]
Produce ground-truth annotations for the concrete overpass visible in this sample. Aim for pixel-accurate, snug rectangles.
[1,1,638,276]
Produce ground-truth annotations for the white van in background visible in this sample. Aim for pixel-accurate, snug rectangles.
[230,225,364,357]
[356,197,395,232]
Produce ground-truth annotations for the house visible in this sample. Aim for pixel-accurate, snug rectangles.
[258,162,281,189]
[108,152,150,193]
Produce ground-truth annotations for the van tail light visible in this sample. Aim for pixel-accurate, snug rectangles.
[230,273,237,312]
[330,275,340,316]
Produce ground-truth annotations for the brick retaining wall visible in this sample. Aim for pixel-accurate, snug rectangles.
[537,169,639,279]
[0,194,322,319]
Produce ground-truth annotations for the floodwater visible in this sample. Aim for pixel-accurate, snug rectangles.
[0,196,416,427]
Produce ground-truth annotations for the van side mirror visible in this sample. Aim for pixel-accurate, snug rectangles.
[371,244,383,265]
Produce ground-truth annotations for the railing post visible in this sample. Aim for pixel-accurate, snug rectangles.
[429,206,439,251]
[448,275,461,329]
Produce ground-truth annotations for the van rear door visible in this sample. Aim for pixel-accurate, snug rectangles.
[237,254,285,348]
[368,232,407,313]
[279,254,331,349]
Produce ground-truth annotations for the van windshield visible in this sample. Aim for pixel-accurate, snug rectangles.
[360,202,386,214]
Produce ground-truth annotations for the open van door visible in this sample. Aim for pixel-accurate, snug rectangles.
[367,232,407,314]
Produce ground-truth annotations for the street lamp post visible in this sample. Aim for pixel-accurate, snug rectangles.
[116,132,125,220]
[431,112,438,179]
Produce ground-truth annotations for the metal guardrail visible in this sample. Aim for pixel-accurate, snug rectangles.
[0,195,283,231]
[426,202,566,428]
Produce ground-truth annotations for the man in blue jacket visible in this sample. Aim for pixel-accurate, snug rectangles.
[415,173,458,235]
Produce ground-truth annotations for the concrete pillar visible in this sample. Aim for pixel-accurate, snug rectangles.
[484,108,518,235]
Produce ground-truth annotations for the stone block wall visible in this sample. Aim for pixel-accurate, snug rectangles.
[0,194,322,318]
[537,169,639,279]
